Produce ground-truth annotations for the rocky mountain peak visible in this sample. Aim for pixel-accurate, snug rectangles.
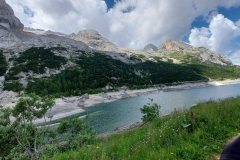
[144,44,157,51]
[0,0,24,31]
[77,29,101,39]
[74,29,118,52]
[159,40,194,51]
[156,40,232,65]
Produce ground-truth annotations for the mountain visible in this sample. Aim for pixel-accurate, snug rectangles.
[74,29,119,52]
[23,27,45,35]
[0,24,20,48]
[1,0,240,105]
[24,27,44,32]
[144,44,158,51]
[157,40,232,65]
[44,30,76,39]
[0,0,23,31]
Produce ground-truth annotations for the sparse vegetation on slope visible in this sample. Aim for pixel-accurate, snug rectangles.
[169,51,202,64]
[3,47,240,95]
[26,53,150,96]
[5,47,67,81]
[53,97,240,160]
[188,63,240,80]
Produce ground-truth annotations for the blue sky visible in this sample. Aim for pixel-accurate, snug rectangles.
[104,0,240,55]
[182,6,240,43]
[104,0,240,27]
[104,0,115,9]
[7,0,240,64]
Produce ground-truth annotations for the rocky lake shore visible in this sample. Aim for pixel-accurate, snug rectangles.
[1,78,240,124]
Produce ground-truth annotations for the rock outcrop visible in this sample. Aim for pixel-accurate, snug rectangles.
[0,0,24,31]
[158,40,194,52]
[24,27,44,32]
[144,44,157,51]
[74,29,119,52]
[0,25,19,48]
[157,40,232,65]
[44,30,76,39]
[0,91,19,108]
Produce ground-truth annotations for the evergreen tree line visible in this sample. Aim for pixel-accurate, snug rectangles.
[5,47,67,81]
[4,48,240,95]
[26,53,150,96]
[0,52,7,76]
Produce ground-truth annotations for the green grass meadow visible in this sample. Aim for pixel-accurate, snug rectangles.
[52,97,240,160]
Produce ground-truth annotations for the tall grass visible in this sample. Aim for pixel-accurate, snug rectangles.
[52,97,240,160]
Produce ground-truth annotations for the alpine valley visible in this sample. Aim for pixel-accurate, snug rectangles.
[0,0,240,108]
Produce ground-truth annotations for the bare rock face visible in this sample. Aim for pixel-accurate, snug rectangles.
[0,0,24,31]
[157,40,232,65]
[144,44,157,51]
[158,40,194,51]
[74,29,119,52]
[67,33,76,39]
[44,30,76,39]
[0,90,19,108]
[0,25,19,48]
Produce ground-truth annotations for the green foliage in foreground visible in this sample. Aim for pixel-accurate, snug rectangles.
[0,51,7,76]
[0,94,95,159]
[53,97,240,160]
[140,98,161,123]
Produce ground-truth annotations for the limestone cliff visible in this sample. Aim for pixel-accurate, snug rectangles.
[0,0,24,31]
[74,29,119,52]
[157,40,232,65]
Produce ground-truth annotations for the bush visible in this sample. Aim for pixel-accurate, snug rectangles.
[140,98,161,123]
[0,94,96,159]
[3,81,23,92]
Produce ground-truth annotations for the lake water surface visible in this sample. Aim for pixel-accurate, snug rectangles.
[81,84,240,133]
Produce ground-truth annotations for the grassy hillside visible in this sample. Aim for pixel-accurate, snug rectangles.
[52,97,240,160]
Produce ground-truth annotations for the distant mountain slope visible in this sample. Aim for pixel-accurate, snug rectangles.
[74,29,119,52]
[118,40,232,65]
[144,44,158,51]
[157,40,232,65]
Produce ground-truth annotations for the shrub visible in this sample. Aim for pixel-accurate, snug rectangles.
[140,98,161,123]
[3,81,23,92]
[0,94,96,159]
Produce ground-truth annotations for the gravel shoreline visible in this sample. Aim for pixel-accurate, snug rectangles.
[1,79,240,124]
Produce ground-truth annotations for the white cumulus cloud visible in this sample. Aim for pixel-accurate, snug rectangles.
[189,14,240,64]
[5,0,240,50]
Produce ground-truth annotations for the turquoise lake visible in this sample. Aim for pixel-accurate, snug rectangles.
[81,84,240,133]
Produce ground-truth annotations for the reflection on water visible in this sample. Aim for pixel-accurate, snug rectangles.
[79,84,240,133]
